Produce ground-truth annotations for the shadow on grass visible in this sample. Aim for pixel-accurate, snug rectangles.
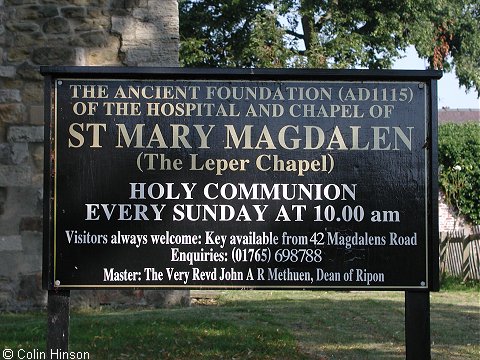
[0,292,478,359]
[217,292,479,359]
[64,296,480,360]
[67,305,308,360]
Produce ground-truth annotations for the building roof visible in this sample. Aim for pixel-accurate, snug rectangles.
[438,108,480,124]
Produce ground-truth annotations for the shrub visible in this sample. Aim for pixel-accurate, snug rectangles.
[438,122,480,224]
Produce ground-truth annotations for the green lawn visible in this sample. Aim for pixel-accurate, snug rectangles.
[0,290,478,359]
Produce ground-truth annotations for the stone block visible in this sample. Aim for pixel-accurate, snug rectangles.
[0,275,15,310]
[110,0,128,11]
[86,7,103,19]
[0,89,21,103]
[15,254,42,275]
[111,15,134,35]
[1,80,24,89]
[69,289,190,308]
[61,6,87,18]
[125,0,139,9]
[7,48,31,63]
[0,66,15,78]
[20,232,42,259]
[70,289,141,307]
[21,81,44,103]
[41,0,70,4]
[132,8,149,20]
[0,187,5,215]
[148,48,179,67]
[31,143,43,170]
[17,62,43,81]
[70,0,98,5]
[134,22,158,41]
[5,0,37,5]
[14,31,46,48]
[0,235,22,251]
[0,251,42,289]
[0,145,8,165]
[149,0,177,13]
[7,125,43,142]
[0,165,31,186]
[0,143,29,165]
[144,289,190,307]
[17,272,46,306]
[73,30,108,47]
[0,252,21,278]
[0,103,26,124]
[124,48,152,66]
[43,16,71,34]
[29,106,45,124]
[16,5,59,20]
[20,216,42,233]
[74,47,87,66]
[0,186,41,230]
[72,18,98,33]
[6,21,40,33]
[32,46,76,65]
[85,34,121,65]
[11,142,29,164]
[31,173,43,188]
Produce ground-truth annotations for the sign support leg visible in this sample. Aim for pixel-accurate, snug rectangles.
[47,290,70,359]
[405,291,431,359]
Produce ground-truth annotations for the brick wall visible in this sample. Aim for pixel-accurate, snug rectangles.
[0,0,184,310]
[439,192,473,235]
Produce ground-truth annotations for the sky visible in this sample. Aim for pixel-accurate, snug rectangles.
[393,46,479,110]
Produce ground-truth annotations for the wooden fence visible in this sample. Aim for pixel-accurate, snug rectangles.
[440,226,480,281]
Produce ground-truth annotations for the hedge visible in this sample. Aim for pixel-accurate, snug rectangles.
[438,122,480,225]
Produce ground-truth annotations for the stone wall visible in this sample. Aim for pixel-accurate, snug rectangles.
[0,0,185,310]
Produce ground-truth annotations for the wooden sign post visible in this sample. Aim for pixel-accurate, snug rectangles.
[42,67,441,359]
[46,290,70,355]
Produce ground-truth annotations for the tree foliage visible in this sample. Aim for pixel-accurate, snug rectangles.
[439,123,480,225]
[179,0,480,94]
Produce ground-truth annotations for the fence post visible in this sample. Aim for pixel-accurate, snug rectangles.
[439,232,448,277]
[440,228,480,281]
[462,233,471,282]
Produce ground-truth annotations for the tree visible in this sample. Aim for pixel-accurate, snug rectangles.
[179,0,480,95]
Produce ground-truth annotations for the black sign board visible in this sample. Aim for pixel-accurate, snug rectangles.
[42,67,441,291]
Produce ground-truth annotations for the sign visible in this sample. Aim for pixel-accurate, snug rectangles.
[42,67,440,290]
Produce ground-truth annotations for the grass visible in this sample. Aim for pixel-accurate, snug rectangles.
[0,286,478,359]
[439,274,480,292]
